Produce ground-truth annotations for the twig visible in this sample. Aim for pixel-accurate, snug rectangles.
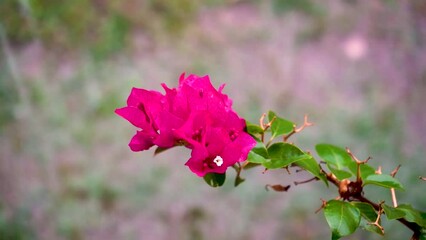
[294,177,319,186]
[354,195,421,238]
[284,115,313,142]
[367,201,385,235]
[322,162,422,238]
[315,198,327,213]
[390,165,401,207]
[346,148,371,182]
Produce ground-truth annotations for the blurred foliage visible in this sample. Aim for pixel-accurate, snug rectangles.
[271,0,324,17]
[0,204,34,240]
[54,172,118,239]
[0,0,425,239]
[0,0,33,43]
[0,67,18,129]
[271,0,327,43]
[0,0,201,58]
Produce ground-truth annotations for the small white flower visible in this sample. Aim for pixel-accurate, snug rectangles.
[213,156,223,167]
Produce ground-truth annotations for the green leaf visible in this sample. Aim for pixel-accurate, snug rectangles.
[397,204,426,228]
[345,163,375,181]
[347,162,376,180]
[327,164,353,180]
[203,173,226,187]
[324,200,361,240]
[247,150,267,164]
[383,204,406,220]
[268,111,294,138]
[154,146,169,156]
[363,222,384,236]
[251,143,269,157]
[350,202,378,222]
[315,144,376,180]
[363,174,404,190]
[263,143,310,169]
[246,121,264,135]
[295,156,328,186]
[350,202,383,236]
[316,144,352,169]
[246,121,264,142]
[383,204,426,228]
[242,162,261,170]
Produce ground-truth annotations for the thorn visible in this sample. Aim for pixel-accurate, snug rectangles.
[297,114,314,132]
[284,166,291,174]
[419,176,426,181]
[346,148,371,164]
[263,115,276,131]
[368,201,385,235]
[390,164,401,177]
[389,165,401,208]
[346,148,371,182]
[391,188,398,207]
[315,198,327,213]
[284,115,313,142]
[294,177,319,186]
[375,166,382,175]
[259,113,266,129]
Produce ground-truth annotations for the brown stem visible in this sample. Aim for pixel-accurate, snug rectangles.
[322,167,422,238]
[354,195,421,238]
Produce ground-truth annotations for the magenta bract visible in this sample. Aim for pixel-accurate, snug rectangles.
[115,73,256,177]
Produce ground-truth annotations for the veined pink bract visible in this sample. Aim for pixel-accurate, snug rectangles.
[115,73,256,177]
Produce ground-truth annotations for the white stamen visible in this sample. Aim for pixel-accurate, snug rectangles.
[213,156,223,167]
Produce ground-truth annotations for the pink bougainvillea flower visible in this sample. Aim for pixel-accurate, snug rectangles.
[178,73,232,114]
[185,127,256,177]
[174,109,256,177]
[115,87,183,150]
[116,73,256,177]
[115,88,164,151]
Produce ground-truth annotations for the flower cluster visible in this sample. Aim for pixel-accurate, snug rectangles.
[115,74,256,177]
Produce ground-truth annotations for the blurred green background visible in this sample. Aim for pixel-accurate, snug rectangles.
[1,0,426,239]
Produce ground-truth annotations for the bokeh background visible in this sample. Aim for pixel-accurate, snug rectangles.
[1,0,426,239]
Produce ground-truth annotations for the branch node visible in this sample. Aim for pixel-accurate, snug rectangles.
[283,115,313,142]
[367,202,385,235]
[346,148,371,164]
[263,115,276,131]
